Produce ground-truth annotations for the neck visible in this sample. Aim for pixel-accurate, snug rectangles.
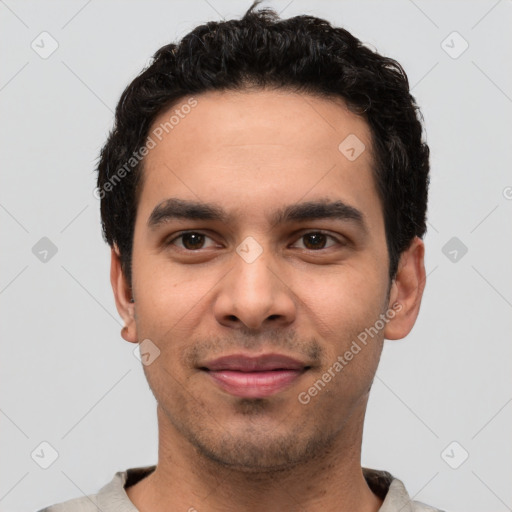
[127,400,382,512]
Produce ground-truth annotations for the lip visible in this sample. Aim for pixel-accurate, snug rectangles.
[200,353,310,398]
[202,353,307,372]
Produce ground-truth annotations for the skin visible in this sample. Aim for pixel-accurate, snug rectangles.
[111,89,426,512]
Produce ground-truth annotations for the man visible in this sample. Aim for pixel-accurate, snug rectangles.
[40,1,442,511]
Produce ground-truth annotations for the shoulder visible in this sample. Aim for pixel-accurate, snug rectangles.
[36,494,101,512]
[35,466,155,512]
[362,467,445,512]
[411,501,446,512]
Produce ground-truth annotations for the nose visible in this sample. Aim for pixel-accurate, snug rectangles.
[213,248,297,331]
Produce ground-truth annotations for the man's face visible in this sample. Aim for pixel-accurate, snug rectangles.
[124,89,397,470]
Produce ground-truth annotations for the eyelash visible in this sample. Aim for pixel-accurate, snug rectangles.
[166,231,344,251]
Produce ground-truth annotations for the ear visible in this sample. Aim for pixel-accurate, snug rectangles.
[110,245,138,343]
[384,236,426,340]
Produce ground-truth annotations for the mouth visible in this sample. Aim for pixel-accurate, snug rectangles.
[199,353,311,399]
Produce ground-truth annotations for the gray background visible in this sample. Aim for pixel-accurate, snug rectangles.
[1,1,511,511]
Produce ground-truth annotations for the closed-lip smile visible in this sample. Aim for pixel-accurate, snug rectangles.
[200,353,310,398]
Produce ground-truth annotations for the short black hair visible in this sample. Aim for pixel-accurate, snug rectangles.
[97,0,429,288]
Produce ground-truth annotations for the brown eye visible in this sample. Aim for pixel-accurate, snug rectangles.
[181,233,205,250]
[291,231,340,250]
[303,233,327,249]
[169,232,217,250]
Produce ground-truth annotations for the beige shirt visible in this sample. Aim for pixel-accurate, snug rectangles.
[38,465,443,512]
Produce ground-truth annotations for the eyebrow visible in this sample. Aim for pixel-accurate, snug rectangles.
[147,198,229,228]
[147,197,367,232]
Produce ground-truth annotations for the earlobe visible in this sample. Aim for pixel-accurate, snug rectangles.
[383,237,426,341]
[110,245,138,343]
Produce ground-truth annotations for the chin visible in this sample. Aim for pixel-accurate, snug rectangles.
[187,420,337,473]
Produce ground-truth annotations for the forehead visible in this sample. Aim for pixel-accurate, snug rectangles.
[137,89,381,229]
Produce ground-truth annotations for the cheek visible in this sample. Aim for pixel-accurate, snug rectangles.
[294,264,388,391]
[296,274,386,409]
[131,247,221,334]
[296,261,388,333]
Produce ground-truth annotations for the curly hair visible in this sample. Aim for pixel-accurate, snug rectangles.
[97,0,429,288]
